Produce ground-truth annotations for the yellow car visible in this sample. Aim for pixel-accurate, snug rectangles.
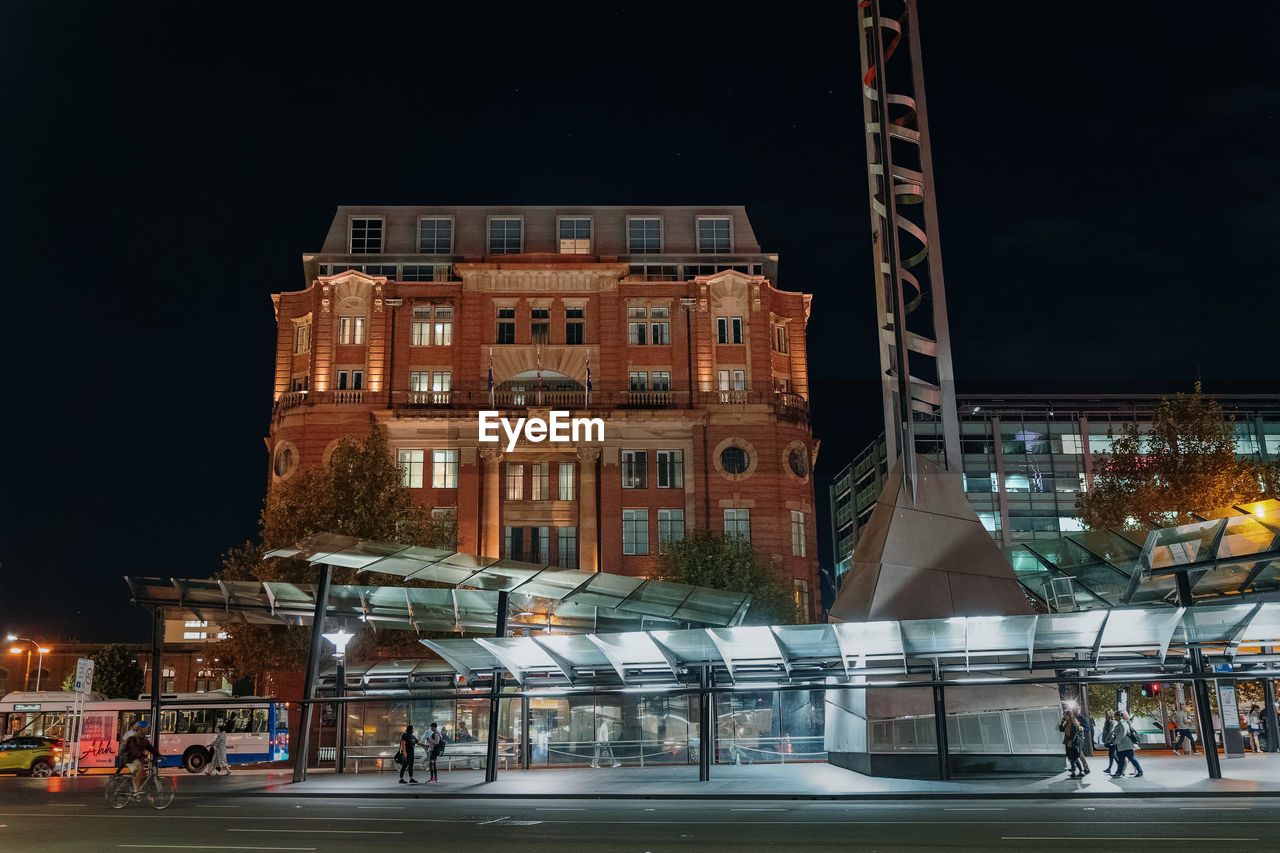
[0,736,63,777]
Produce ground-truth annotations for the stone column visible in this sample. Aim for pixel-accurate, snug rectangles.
[578,448,600,571]
[481,448,503,558]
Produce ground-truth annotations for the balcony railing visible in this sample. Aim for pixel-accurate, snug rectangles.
[622,390,674,408]
[274,390,308,412]
[399,390,453,407]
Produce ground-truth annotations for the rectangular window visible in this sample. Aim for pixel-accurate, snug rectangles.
[656,450,684,488]
[791,510,806,557]
[793,579,810,620]
[504,526,523,561]
[557,526,578,569]
[497,308,516,344]
[489,217,523,254]
[350,217,383,253]
[731,317,742,343]
[401,263,455,282]
[1060,434,1084,454]
[650,320,669,345]
[412,321,432,346]
[717,317,728,344]
[351,370,363,390]
[434,319,452,346]
[530,462,550,500]
[530,308,550,344]
[724,508,751,542]
[432,371,451,392]
[629,371,648,391]
[294,324,310,354]
[398,449,424,488]
[505,463,524,500]
[717,369,730,391]
[622,450,648,489]
[558,462,575,500]
[530,525,550,564]
[697,216,732,253]
[628,321,646,345]
[658,508,685,553]
[733,370,745,390]
[627,216,662,254]
[628,263,680,281]
[651,371,671,391]
[337,370,348,390]
[622,509,650,555]
[410,371,431,391]
[565,307,584,344]
[773,325,788,353]
[558,217,592,254]
[432,449,458,488]
[339,316,352,345]
[418,217,453,254]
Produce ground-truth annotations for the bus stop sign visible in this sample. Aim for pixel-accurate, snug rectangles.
[75,658,94,695]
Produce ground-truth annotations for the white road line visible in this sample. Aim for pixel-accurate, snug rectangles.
[120,847,316,851]
[945,808,1007,811]
[226,829,403,835]
[535,808,586,811]
[479,815,511,824]
[1003,838,1258,843]
[730,808,786,811]
[1180,807,1250,810]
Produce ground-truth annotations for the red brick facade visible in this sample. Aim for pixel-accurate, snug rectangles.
[268,206,819,620]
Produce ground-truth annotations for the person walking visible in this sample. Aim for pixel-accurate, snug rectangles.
[1108,711,1144,778]
[398,724,421,784]
[1247,705,1263,753]
[204,724,231,776]
[1058,708,1087,777]
[1173,705,1199,755]
[591,718,620,768]
[1100,710,1117,774]
[1073,710,1092,774]
[426,722,443,782]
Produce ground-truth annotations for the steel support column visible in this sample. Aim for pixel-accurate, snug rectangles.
[291,562,332,784]
[932,662,950,780]
[484,590,509,783]
[521,695,531,770]
[698,665,712,782]
[149,605,163,733]
[334,656,346,774]
[1175,572,1221,779]
[1264,648,1279,754]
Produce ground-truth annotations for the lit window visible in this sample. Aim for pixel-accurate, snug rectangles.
[622,450,648,489]
[773,324,788,353]
[432,449,458,488]
[791,510,806,557]
[183,632,205,640]
[733,370,745,390]
[489,217,523,254]
[627,217,662,254]
[793,579,810,620]
[558,217,592,254]
[185,620,208,628]
[418,217,453,254]
[558,462,575,500]
[622,509,650,555]
[433,371,451,392]
[658,509,684,553]
[630,371,648,391]
[412,321,431,346]
[531,462,550,500]
[656,450,683,488]
[350,217,383,253]
[628,306,668,345]
[724,508,751,541]
[410,371,431,392]
[696,216,732,253]
[1060,434,1083,454]
[651,371,671,391]
[338,316,366,345]
[398,449,424,488]
[294,323,310,354]
[506,463,524,500]
[557,526,578,569]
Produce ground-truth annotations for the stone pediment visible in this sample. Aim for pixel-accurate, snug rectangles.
[456,262,629,293]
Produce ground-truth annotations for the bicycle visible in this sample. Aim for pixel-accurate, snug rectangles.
[105,761,174,810]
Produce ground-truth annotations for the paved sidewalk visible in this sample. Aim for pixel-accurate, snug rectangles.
[20,752,1280,801]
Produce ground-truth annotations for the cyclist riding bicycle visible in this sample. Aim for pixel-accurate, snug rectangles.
[121,720,161,795]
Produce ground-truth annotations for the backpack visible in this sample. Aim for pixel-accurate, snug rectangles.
[434,734,447,756]
[1128,723,1141,749]
[1071,728,1085,748]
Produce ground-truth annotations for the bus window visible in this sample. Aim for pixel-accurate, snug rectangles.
[274,704,289,732]
[251,709,268,733]
[160,711,177,734]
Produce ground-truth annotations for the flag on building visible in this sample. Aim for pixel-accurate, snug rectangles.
[488,347,494,407]
[585,350,592,407]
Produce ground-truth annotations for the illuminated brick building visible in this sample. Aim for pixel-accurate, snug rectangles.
[268,206,819,619]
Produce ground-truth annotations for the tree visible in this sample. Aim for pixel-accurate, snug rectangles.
[1076,385,1280,530]
[61,644,145,699]
[215,427,458,684]
[657,531,800,625]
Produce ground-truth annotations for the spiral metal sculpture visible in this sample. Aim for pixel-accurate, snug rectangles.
[857,0,961,499]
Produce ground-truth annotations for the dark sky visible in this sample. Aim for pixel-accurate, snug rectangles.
[2,3,1278,642]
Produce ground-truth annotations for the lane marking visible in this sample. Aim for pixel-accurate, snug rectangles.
[227,829,403,835]
[730,808,786,811]
[479,816,511,825]
[945,808,1007,811]
[357,806,405,810]
[535,808,585,811]
[1003,838,1257,843]
[120,847,316,851]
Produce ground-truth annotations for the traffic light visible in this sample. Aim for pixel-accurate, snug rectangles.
[1140,682,1161,697]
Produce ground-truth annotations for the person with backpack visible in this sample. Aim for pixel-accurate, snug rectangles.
[1100,710,1117,774]
[397,724,420,784]
[1107,710,1144,778]
[426,721,444,782]
[1058,708,1087,777]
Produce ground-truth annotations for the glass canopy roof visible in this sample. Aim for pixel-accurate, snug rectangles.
[265,533,751,626]
[421,601,1280,687]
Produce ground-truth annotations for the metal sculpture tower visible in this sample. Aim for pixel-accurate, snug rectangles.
[857,0,960,501]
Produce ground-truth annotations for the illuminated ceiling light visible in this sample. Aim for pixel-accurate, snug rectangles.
[322,629,354,657]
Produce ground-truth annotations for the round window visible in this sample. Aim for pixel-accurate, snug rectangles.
[720,446,750,475]
[788,447,809,477]
[273,446,295,477]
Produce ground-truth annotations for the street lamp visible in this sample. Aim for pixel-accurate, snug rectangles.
[7,636,52,691]
[322,629,353,775]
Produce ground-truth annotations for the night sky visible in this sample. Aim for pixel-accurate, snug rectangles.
[2,3,1277,642]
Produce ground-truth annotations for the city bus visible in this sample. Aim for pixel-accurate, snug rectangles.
[0,691,289,772]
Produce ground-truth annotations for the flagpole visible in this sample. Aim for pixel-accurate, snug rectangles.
[536,345,543,407]
[585,350,591,409]
[488,347,494,407]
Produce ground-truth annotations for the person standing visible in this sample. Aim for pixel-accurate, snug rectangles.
[1173,705,1199,755]
[1058,709,1086,777]
[1073,710,1092,774]
[398,724,420,784]
[591,718,619,768]
[1109,711,1144,778]
[1100,710,1117,774]
[426,722,443,782]
[1247,705,1263,753]
[205,724,231,776]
